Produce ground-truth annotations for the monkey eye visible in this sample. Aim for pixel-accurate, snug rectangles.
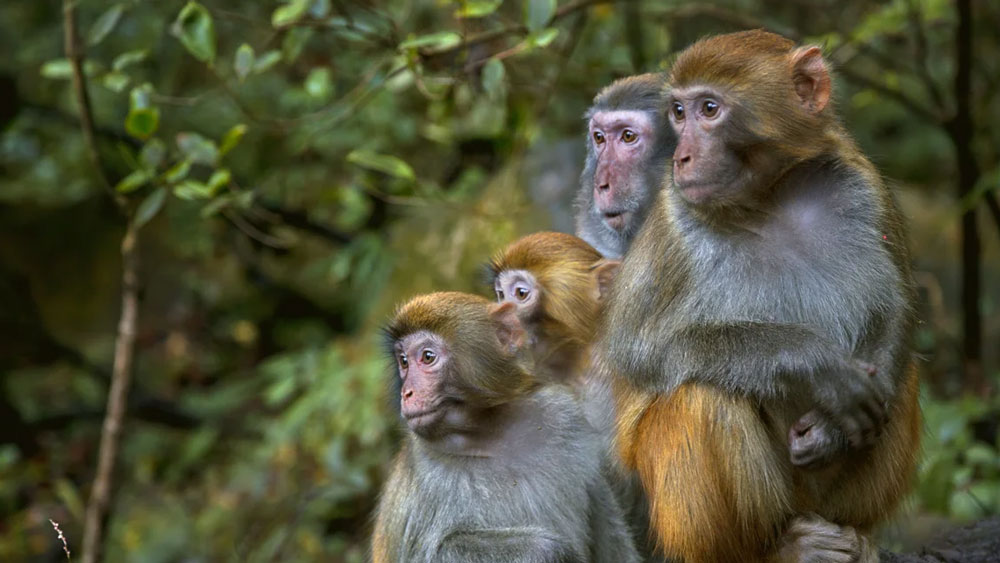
[671,102,684,120]
[420,349,437,364]
[592,131,605,145]
[496,289,504,301]
[398,353,408,370]
[621,129,637,143]
[515,286,530,301]
[701,99,719,118]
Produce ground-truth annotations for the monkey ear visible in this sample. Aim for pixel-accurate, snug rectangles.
[591,260,622,301]
[489,302,526,354]
[791,46,831,115]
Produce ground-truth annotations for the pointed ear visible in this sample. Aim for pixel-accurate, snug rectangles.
[489,302,525,354]
[591,259,622,301]
[791,46,831,115]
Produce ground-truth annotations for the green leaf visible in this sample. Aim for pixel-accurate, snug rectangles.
[304,67,332,100]
[523,0,555,32]
[234,43,255,82]
[200,193,233,218]
[101,71,130,93]
[481,58,505,98]
[206,168,232,195]
[455,0,502,18]
[219,123,248,156]
[135,187,167,227]
[399,32,461,50]
[282,27,313,63]
[115,169,152,193]
[88,4,125,46]
[174,180,213,200]
[528,27,559,48]
[310,0,331,18]
[171,1,216,64]
[140,139,166,170]
[129,83,154,110]
[125,108,160,139]
[40,59,73,79]
[176,132,218,166]
[272,0,311,27]
[253,50,282,74]
[113,49,149,71]
[346,150,415,181]
[164,160,192,183]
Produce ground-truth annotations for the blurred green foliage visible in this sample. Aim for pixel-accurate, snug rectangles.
[0,0,998,560]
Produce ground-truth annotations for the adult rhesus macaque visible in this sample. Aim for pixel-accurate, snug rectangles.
[372,292,639,563]
[599,31,921,562]
[575,73,678,259]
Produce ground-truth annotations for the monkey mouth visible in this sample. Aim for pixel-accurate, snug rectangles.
[602,211,630,230]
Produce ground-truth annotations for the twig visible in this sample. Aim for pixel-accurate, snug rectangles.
[223,208,296,249]
[62,0,124,211]
[49,519,71,561]
[80,222,140,563]
[64,2,143,562]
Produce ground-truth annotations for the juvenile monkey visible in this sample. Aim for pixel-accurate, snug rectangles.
[600,31,921,562]
[372,292,639,563]
[576,73,678,259]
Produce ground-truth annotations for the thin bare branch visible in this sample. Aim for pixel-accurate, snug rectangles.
[80,222,140,563]
[63,0,124,210]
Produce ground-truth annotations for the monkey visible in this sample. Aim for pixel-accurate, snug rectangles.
[599,30,922,562]
[575,73,678,259]
[371,292,639,563]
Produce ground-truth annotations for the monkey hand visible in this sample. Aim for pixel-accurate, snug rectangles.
[820,359,889,450]
[773,514,874,563]
[788,410,849,469]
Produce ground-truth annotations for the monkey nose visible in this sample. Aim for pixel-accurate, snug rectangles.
[403,388,414,400]
[598,183,610,191]
[675,154,691,166]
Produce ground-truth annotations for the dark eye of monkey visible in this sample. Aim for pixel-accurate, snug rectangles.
[621,129,637,143]
[593,131,605,145]
[516,287,529,300]
[421,349,437,364]
[398,353,408,369]
[496,289,504,300]
[672,102,684,120]
[702,100,719,117]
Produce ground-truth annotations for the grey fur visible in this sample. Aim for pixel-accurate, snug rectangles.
[375,386,640,563]
[598,156,915,440]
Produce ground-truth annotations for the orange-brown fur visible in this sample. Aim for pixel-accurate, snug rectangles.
[615,366,920,562]
[489,232,612,385]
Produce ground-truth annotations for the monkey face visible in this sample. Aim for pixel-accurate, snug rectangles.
[393,330,456,438]
[493,269,541,322]
[588,109,657,231]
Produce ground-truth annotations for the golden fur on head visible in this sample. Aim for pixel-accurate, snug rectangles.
[489,232,607,344]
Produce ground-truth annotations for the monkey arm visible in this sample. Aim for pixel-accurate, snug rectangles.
[437,527,582,563]
[616,321,888,444]
[587,474,641,563]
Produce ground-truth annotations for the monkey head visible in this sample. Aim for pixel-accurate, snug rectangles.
[489,233,619,344]
[577,73,676,257]
[667,30,835,208]
[385,292,536,441]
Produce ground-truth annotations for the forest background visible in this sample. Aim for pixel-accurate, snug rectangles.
[0,0,998,561]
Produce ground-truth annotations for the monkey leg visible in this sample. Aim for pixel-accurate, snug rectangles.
[623,383,793,563]
[792,364,922,531]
